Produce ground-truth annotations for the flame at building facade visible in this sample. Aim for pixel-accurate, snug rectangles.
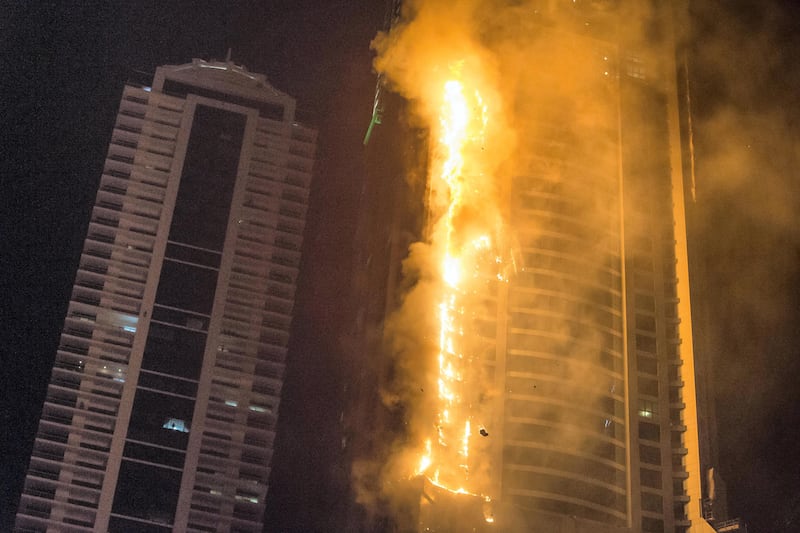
[415,74,506,500]
[348,1,725,532]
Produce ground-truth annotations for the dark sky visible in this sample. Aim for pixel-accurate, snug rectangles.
[1,1,798,532]
[689,2,800,531]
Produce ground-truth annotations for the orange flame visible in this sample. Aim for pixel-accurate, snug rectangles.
[418,71,500,499]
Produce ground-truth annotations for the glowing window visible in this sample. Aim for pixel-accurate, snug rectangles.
[627,56,646,79]
[162,418,190,433]
[638,399,658,419]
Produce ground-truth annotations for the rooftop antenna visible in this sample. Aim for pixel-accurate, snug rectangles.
[225,48,233,63]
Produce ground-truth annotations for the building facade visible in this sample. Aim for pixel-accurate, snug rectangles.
[15,59,316,533]
[349,2,721,532]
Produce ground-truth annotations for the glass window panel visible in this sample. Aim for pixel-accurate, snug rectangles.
[154,260,219,315]
[165,241,221,268]
[638,376,659,397]
[169,104,244,250]
[639,444,662,465]
[152,305,208,331]
[108,515,172,532]
[137,370,197,398]
[638,355,658,375]
[127,388,195,450]
[111,460,182,525]
[142,323,207,380]
[636,334,657,354]
[641,492,663,513]
[123,441,186,469]
[642,517,665,532]
[635,293,655,311]
[640,468,662,489]
[639,421,661,442]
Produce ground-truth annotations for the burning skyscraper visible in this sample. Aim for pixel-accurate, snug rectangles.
[347,1,721,532]
[14,59,316,532]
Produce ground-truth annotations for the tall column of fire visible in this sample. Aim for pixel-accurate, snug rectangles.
[414,73,510,504]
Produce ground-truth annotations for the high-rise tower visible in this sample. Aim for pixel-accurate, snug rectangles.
[15,59,316,533]
[349,2,720,532]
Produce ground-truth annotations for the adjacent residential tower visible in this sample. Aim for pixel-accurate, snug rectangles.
[15,59,316,533]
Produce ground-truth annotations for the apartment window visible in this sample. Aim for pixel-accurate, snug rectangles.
[138,370,197,398]
[636,314,656,332]
[626,55,646,80]
[669,386,682,403]
[108,516,172,532]
[123,441,186,469]
[636,334,657,354]
[142,323,207,380]
[169,104,244,251]
[165,241,221,268]
[639,444,661,466]
[639,421,661,442]
[637,355,658,375]
[126,388,195,450]
[642,517,664,532]
[111,460,182,526]
[638,376,659,397]
[641,491,663,513]
[638,399,658,419]
[155,259,219,315]
[635,293,655,312]
[640,468,662,489]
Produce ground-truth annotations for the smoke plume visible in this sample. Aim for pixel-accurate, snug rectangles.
[355,0,702,529]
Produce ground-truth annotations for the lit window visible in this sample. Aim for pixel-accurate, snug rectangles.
[639,399,657,419]
[627,55,646,79]
[162,418,190,433]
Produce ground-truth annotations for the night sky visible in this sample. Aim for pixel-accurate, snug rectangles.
[1,2,798,532]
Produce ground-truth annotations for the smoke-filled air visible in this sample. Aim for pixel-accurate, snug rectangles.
[373,0,516,507]
[361,0,666,528]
